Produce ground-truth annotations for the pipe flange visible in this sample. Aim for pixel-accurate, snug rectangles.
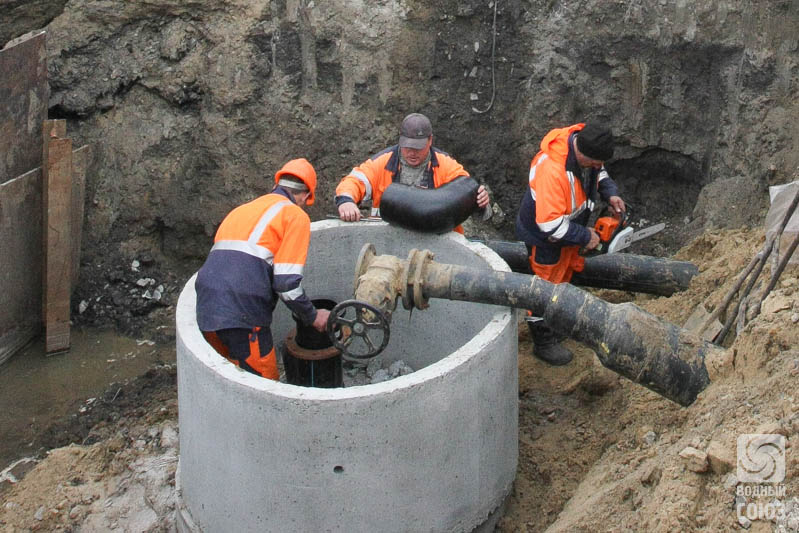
[410,249,434,310]
[400,249,418,311]
[285,329,341,361]
[354,243,377,294]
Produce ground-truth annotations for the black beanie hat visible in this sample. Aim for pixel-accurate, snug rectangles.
[576,123,614,161]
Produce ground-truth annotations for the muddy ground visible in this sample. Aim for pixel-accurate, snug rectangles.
[1,224,798,533]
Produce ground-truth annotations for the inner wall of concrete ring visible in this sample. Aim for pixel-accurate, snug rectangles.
[175,221,518,533]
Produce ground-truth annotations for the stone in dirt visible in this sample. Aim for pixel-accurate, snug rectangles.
[705,440,734,474]
[679,446,709,473]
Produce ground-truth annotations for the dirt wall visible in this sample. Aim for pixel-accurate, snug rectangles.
[3,0,798,270]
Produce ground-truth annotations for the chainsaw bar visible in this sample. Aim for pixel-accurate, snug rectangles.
[630,222,666,242]
[607,223,665,253]
[326,215,384,222]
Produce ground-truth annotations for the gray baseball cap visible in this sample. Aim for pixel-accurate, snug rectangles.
[399,113,432,149]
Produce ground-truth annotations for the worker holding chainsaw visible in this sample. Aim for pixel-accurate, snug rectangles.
[195,158,331,380]
[335,113,490,233]
[516,123,625,366]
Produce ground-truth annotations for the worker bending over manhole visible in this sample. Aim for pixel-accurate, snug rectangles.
[194,158,331,380]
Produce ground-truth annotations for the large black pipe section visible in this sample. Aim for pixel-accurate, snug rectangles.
[414,260,716,406]
[380,176,480,233]
[471,239,698,296]
[573,253,699,296]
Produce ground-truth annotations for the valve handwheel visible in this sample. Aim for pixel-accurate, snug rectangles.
[326,299,390,360]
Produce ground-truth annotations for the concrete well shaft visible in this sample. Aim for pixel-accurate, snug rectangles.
[175,222,518,533]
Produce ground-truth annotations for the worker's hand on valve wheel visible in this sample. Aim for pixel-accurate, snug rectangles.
[585,228,601,250]
[338,202,362,222]
[312,309,331,332]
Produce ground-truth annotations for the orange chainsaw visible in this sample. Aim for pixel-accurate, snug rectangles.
[583,210,664,255]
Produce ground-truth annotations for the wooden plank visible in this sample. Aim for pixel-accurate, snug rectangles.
[0,167,43,365]
[42,121,72,354]
[0,30,47,365]
[0,31,48,184]
[683,305,723,343]
[71,145,90,290]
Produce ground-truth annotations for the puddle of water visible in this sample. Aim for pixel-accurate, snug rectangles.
[0,328,175,468]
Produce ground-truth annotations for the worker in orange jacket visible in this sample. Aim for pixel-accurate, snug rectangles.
[195,158,331,380]
[516,123,626,365]
[335,113,490,233]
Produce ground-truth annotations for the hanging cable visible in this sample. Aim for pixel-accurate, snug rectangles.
[472,0,498,114]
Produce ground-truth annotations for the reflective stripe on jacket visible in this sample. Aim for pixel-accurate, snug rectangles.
[195,187,316,331]
[335,145,469,229]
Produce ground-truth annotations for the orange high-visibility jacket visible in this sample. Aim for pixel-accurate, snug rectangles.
[195,187,316,332]
[530,124,591,243]
[335,145,469,229]
[518,123,619,247]
[515,124,618,283]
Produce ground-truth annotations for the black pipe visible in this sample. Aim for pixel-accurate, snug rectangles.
[573,253,698,296]
[471,239,698,296]
[380,176,480,233]
[469,239,531,273]
[284,299,343,388]
[421,263,714,406]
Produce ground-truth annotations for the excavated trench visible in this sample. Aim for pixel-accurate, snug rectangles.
[2,1,798,532]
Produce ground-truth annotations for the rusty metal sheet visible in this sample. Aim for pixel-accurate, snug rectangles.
[0,30,48,184]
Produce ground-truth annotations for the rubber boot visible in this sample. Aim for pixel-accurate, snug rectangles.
[527,321,573,366]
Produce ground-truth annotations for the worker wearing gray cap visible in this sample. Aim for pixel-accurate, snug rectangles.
[335,113,490,233]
